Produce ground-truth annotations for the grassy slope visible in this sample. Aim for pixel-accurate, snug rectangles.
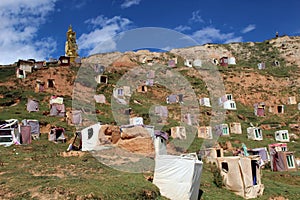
[0,41,300,199]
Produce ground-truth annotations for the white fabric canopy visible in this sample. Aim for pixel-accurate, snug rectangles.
[153,154,203,200]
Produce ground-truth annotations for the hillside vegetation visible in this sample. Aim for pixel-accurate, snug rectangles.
[0,36,299,199]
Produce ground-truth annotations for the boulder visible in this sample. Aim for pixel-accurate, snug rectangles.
[117,137,154,155]
[120,126,151,139]
[99,125,121,144]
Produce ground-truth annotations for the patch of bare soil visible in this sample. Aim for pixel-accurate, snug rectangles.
[60,151,86,157]
[269,196,288,200]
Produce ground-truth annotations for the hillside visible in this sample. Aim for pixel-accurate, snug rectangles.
[0,35,299,200]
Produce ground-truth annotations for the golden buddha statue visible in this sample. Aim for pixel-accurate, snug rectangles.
[65,25,79,62]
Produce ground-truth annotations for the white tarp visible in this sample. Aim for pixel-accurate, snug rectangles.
[223,100,237,110]
[199,98,211,107]
[228,57,236,65]
[0,119,20,146]
[129,117,143,125]
[50,96,64,105]
[153,154,203,200]
[81,123,101,151]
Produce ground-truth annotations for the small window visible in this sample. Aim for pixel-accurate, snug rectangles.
[281,146,287,152]
[255,129,261,138]
[251,160,258,185]
[277,105,284,113]
[48,79,55,88]
[87,128,93,140]
[227,95,232,100]
[216,149,221,157]
[286,154,295,168]
[62,59,68,64]
[100,76,107,84]
[282,132,288,140]
[0,137,13,142]
[117,89,123,96]
[223,127,228,135]
[0,130,12,136]
[221,162,229,173]
[230,103,235,108]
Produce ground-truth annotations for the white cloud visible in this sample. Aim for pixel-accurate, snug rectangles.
[191,27,243,44]
[189,10,204,23]
[241,24,256,34]
[174,25,191,32]
[0,0,57,65]
[78,15,132,55]
[121,0,141,9]
[225,37,243,44]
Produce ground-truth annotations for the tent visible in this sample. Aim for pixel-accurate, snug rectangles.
[269,105,284,114]
[16,68,26,79]
[27,99,39,112]
[184,59,193,68]
[70,110,82,125]
[218,94,236,110]
[0,119,20,146]
[50,104,66,117]
[145,79,154,86]
[171,126,186,140]
[247,127,263,141]
[254,103,265,117]
[81,123,102,151]
[229,122,242,134]
[219,57,228,66]
[153,154,203,200]
[18,59,34,73]
[48,127,66,143]
[166,94,178,104]
[193,59,202,67]
[35,80,45,93]
[199,147,223,164]
[20,125,32,144]
[183,113,192,125]
[248,147,270,166]
[268,143,297,172]
[153,130,168,156]
[113,86,131,99]
[137,85,148,93]
[199,98,211,107]
[215,124,230,137]
[228,57,236,65]
[22,119,40,140]
[275,130,289,142]
[168,60,176,67]
[287,96,297,105]
[154,106,168,118]
[96,75,108,84]
[197,126,213,139]
[50,96,65,117]
[257,63,265,70]
[94,94,106,103]
[223,100,237,110]
[216,156,264,199]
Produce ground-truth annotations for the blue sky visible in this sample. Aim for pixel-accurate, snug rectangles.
[1,0,300,64]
